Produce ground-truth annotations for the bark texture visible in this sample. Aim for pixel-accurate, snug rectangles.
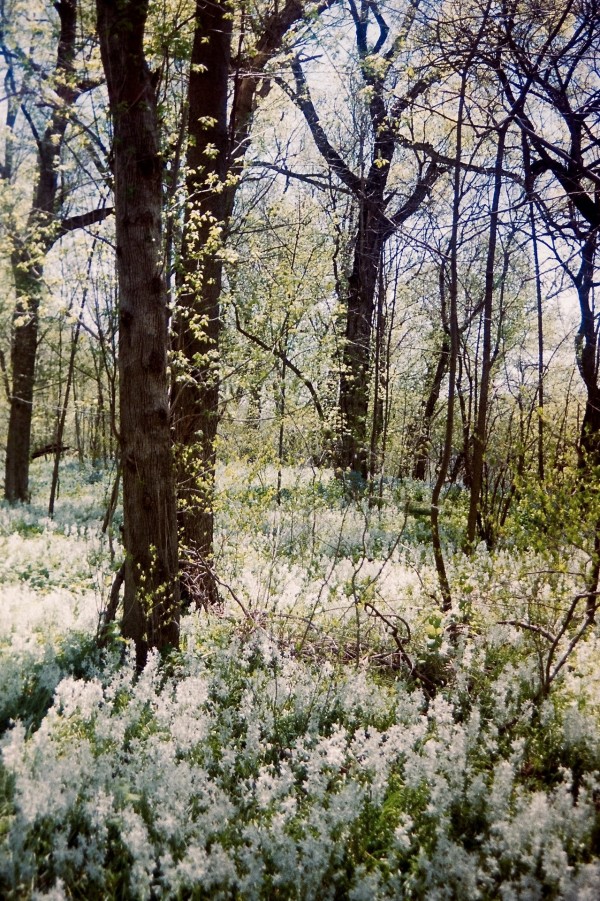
[173,0,308,604]
[575,235,600,465]
[97,0,180,665]
[172,0,232,606]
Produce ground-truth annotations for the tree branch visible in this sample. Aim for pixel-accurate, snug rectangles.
[395,134,522,183]
[20,101,43,155]
[57,205,113,240]
[498,619,555,642]
[251,160,354,194]
[289,55,363,197]
[233,304,325,420]
[391,159,443,227]
[228,0,338,173]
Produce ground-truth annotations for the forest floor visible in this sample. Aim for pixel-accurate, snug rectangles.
[1,458,600,899]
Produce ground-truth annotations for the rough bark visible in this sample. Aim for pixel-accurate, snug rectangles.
[97,0,180,666]
[172,0,232,606]
[173,0,309,604]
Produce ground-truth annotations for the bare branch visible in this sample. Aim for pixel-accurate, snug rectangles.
[498,619,555,643]
[251,160,354,194]
[57,205,113,239]
[233,303,325,420]
[289,55,363,196]
[391,159,443,227]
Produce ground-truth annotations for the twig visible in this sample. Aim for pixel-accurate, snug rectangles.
[212,572,253,620]
[498,619,555,642]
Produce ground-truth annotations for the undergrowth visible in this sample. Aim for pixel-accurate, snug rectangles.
[1,461,600,899]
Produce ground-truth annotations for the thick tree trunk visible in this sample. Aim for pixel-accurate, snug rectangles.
[97,0,180,666]
[172,0,232,607]
[575,235,600,465]
[5,263,40,502]
[337,203,386,479]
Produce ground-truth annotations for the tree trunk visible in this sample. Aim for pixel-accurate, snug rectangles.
[48,281,89,515]
[575,234,599,465]
[97,0,180,667]
[5,262,40,502]
[4,0,78,502]
[412,330,450,481]
[49,240,96,515]
[524,136,546,483]
[465,126,506,552]
[368,266,386,484]
[172,0,232,607]
[338,204,386,479]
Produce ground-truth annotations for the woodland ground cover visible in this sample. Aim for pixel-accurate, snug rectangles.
[1,1,599,897]
[1,459,600,900]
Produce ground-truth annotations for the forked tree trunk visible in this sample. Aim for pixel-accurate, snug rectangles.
[97,0,180,667]
[290,14,440,485]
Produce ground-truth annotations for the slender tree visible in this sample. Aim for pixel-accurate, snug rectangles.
[412,328,450,481]
[464,124,507,551]
[1,0,110,502]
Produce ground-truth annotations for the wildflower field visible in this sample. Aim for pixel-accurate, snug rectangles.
[2,459,600,900]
